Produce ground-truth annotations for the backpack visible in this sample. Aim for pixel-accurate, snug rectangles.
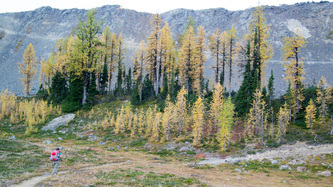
[50,150,59,161]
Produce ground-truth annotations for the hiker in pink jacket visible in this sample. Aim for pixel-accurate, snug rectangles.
[51,148,63,175]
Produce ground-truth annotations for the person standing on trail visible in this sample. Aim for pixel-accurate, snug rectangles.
[51,148,63,175]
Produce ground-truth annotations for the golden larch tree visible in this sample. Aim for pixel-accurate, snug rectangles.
[209,83,224,135]
[208,29,227,85]
[217,97,235,152]
[192,96,205,147]
[283,33,307,116]
[248,6,273,86]
[305,99,317,135]
[161,95,175,141]
[193,26,206,95]
[160,22,177,93]
[133,40,146,101]
[150,111,162,142]
[19,43,38,96]
[277,103,290,143]
[174,87,187,136]
[227,26,237,96]
[179,25,197,96]
[146,14,161,96]
[246,89,267,144]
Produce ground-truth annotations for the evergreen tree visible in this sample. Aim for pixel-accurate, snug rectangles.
[70,9,101,105]
[141,74,155,100]
[268,69,275,107]
[248,6,273,87]
[100,26,112,95]
[125,68,132,95]
[63,73,83,112]
[316,76,331,125]
[115,35,125,96]
[235,41,255,116]
[49,71,67,104]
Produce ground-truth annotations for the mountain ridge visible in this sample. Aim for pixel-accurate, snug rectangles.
[0,2,332,96]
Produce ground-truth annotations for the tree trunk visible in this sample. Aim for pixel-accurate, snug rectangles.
[82,72,89,105]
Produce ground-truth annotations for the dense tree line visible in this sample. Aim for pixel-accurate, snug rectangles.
[10,7,333,150]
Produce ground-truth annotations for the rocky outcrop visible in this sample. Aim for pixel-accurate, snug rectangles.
[41,113,75,131]
[0,2,332,96]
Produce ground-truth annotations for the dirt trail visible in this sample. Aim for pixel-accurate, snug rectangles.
[199,142,333,165]
[9,162,124,187]
[10,171,67,187]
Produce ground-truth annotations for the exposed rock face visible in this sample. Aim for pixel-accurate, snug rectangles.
[0,2,332,96]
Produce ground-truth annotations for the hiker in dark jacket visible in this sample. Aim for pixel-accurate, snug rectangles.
[51,148,63,175]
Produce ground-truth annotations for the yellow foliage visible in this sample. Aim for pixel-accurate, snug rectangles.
[174,87,187,136]
[283,33,307,115]
[137,109,145,136]
[0,89,17,120]
[277,103,290,143]
[217,97,235,152]
[145,107,154,138]
[150,111,161,142]
[246,89,267,144]
[19,43,38,96]
[161,95,175,142]
[192,96,205,147]
[305,99,317,134]
[209,83,224,135]
[114,105,125,134]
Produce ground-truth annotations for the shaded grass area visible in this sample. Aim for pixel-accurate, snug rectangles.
[0,139,48,180]
[95,168,206,187]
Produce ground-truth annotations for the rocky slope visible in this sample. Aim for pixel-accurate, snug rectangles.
[0,2,332,96]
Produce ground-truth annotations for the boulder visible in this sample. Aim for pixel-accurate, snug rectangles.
[43,140,52,144]
[316,170,331,177]
[279,165,291,170]
[42,114,75,131]
[296,166,306,172]
[271,160,278,164]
